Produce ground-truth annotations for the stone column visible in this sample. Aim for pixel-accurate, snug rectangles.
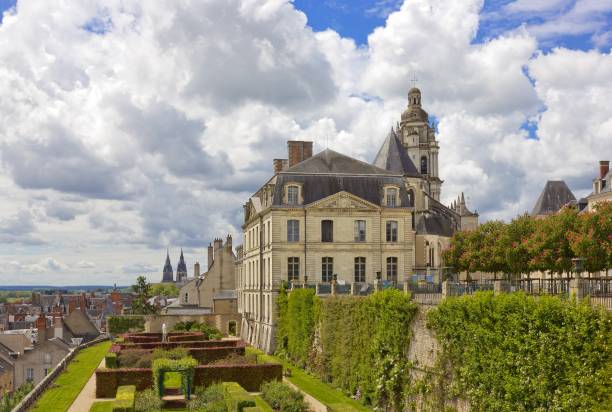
[350,283,355,295]
[403,282,409,295]
[331,280,336,296]
[441,280,449,299]
[493,280,504,296]
[569,278,584,299]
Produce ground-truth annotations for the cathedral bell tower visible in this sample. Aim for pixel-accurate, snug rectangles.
[399,87,442,200]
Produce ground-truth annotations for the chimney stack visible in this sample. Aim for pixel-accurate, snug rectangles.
[213,238,223,252]
[287,141,313,167]
[194,262,200,278]
[225,234,232,249]
[273,159,288,174]
[600,160,610,179]
[208,243,214,270]
[53,315,63,340]
[36,313,47,343]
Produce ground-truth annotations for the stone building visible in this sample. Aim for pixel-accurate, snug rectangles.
[237,88,479,352]
[586,160,611,211]
[531,180,576,219]
[164,235,236,315]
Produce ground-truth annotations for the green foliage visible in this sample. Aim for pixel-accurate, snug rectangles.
[260,381,307,412]
[223,382,256,412]
[152,356,197,397]
[427,292,612,411]
[108,316,145,334]
[134,389,163,412]
[277,289,417,410]
[443,205,612,278]
[152,346,189,361]
[118,350,152,368]
[106,352,118,369]
[150,282,179,298]
[112,385,135,412]
[173,321,223,339]
[130,276,157,315]
[0,382,33,412]
[189,384,227,411]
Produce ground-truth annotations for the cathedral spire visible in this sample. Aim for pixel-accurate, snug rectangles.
[176,248,188,283]
[162,248,174,283]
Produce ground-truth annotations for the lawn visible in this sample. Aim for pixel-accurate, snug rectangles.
[89,401,113,412]
[245,347,371,412]
[31,340,112,412]
[164,371,183,389]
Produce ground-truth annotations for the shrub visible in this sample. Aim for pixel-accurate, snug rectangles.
[118,350,153,368]
[134,389,162,412]
[152,347,189,361]
[209,353,256,366]
[112,385,135,412]
[188,384,226,411]
[260,381,307,412]
[193,364,282,391]
[152,357,198,397]
[173,321,223,339]
[223,382,256,412]
[96,368,153,398]
[105,353,118,369]
[108,316,145,334]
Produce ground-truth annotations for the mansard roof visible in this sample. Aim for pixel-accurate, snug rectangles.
[531,180,576,216]
[372,129,421,177]
[282,149,395,176]
[414,213,455,237]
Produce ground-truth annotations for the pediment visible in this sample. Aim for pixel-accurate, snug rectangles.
[306,191,379,210]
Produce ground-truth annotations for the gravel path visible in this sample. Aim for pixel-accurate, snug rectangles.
[67,359,112,412]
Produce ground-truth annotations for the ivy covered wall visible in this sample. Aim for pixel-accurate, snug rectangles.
[426,292,611,412]
[277,288,418,410]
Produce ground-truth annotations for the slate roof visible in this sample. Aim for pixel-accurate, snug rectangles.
[372,129,421,177]
[532,180,576,216]
[415,213,455,237]
[283,149,395,175]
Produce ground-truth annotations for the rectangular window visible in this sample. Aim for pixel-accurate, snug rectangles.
[288,257,300,282]
[354,257,366,282]
[322,257,333,282]
[287,220,299,242]
[26,368,34,382]
[354,220,366,242]
[287,186,299,205]
[386,257,398,282]
[387,188,397,207]
[386,221,398,242]
[321,220,333,242]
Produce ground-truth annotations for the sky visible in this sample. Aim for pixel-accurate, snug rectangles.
[0,0,610,286]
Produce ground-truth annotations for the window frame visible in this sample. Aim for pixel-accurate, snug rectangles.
[386,257,398,282]
[354,220,366,242]
[287,185,299,205]
[287,219,300,242]
[288,257,300,282]
[321,220,333,242]
[386,188,398,207]
[322,257,333,283]
[354,257,366,282]
[386,220,398,242]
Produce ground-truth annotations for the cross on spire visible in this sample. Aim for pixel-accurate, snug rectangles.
[409,72,418,88]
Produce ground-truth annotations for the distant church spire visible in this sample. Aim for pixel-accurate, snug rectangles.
[162,249,174,283]
[176,248,188,283]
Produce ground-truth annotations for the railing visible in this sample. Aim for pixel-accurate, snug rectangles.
[580,278,612,297]
[447,281,493,297]
[518,278,570,296]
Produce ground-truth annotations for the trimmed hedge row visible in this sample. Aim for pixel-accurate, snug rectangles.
[112,385,135,412]
[188,346,245,364]
[168,332,205,342]
[117,339,239,350]
[105,353,118,369]
[108,316,145,334]
[96,364,282,398]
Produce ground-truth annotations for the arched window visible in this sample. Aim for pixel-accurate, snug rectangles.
[420,156,428,174]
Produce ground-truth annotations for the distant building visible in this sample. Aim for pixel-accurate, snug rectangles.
[162,250,174,283]
[531,180,576,219]
[586,160,611,211]
[176,249,188,283]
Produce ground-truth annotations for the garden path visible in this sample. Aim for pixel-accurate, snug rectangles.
[284,378,327,412]
[67,358,113,412]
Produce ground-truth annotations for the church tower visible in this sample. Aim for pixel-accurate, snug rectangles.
[162,249,174,283]
[399,88,442,200]
[176,249,188,283]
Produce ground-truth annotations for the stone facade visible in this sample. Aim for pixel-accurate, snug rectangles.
[587,160,612,211]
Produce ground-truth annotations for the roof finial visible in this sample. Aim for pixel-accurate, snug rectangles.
[410,72,418,89]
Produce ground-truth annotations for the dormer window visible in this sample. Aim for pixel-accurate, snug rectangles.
[285,184,302,205]
[386,188,398,207]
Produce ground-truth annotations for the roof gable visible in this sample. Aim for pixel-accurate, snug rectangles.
[532,180,576,216]
[306,191,380,211]
[373,130,421,177]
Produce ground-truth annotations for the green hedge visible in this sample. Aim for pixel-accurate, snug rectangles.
[277,288,417,410]
[96,368,153,398]
[105,353,118,369]
[108,316,145,334]
[112,385,135,412]
[223,382,256,412]
[427,292,612,411]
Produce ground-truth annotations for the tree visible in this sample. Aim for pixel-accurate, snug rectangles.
[151,283,179,298]
[131,275,157,315]
[569,202,612,275]
[503,214,536,279]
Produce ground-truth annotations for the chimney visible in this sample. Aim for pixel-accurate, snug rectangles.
[273,159,288,174]
[214,238,223,252]
[225,234,232,249]
[208,243,214,270]
[194,262,201,278]
[68,300,76,314]
[36,313,47,343]
[600,160,610,179]
[53,315,63,340]
[287,141,313,167]
[80,293,87,311]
